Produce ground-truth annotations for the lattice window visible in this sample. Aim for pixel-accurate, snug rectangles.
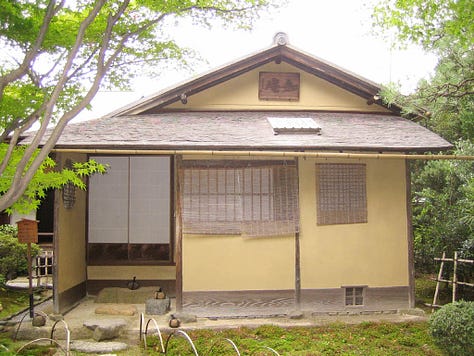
[182,161,299,237]
[345,287,365,306]
[316,164,367,225]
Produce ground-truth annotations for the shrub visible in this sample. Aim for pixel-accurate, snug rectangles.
[0,224,40,284]
[429,300,474,355]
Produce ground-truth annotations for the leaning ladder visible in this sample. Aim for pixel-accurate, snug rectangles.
[430,252,446,312]
[428,251,474,311]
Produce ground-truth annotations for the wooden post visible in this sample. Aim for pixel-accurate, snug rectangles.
[294,158,301,310]
[295,232,301,310]
[17,219,39,318]
[452,251,458,303]
[27,243,34,318]
[175,155,183,312]
[405,160,416,308]
[53,185,60,314]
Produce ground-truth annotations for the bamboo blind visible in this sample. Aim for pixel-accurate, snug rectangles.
[316,163,367,225]
[181,160,299,237]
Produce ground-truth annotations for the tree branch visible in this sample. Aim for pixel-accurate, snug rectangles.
[0,0,65,99]
[2,0,108,208]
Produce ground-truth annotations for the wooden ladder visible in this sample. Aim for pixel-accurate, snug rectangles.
[429,251,474,311]
[430,252,446,312]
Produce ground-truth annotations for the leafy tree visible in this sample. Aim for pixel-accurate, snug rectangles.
[373,0,474,141]
[372,0,474,272]
[379,39,474,142]
[0,0,275,213]
[372,0,474,53]
[0,225,40,283]
[412,142,474,271]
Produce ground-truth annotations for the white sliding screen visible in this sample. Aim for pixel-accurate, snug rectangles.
[88,156,172,264]
[129,156,170,244]
[88,156,129,243]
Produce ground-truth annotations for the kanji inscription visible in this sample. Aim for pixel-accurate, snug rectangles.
[259,72,300,101]
[17,219,38,244]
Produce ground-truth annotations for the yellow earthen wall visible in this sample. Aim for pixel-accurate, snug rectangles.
[182,155,295,291]
[166,62,389,113]
[183,234,294,291]
[182,156,408,292]
[87,266,175,280]
[56,153,88,294]
[298,157,409,288]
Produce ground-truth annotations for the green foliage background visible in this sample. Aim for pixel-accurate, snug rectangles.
[373,0,474,276]
[0,225,40,284]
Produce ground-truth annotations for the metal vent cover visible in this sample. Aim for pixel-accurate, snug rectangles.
[267,117,321,135]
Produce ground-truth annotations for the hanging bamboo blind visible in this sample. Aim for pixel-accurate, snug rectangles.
[181,160,299,237]
[316,163,367,225]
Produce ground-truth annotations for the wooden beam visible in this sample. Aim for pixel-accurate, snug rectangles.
[52,149,474,161]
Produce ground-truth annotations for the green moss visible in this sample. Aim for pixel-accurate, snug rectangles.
[0,288,29,319]
[149,322,442,355]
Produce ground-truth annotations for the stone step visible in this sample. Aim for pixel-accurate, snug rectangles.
[83,318,128,341]
[70,340,129,354]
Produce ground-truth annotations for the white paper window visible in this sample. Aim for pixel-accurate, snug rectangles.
[129,157,170,244]
[88,156,171,263]
[89,156,129,243]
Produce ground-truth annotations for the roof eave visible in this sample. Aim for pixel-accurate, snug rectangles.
[50,143,453,153]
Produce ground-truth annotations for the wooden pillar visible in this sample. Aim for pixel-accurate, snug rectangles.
[295,232,301,309]
[405,159,415,308]
[452,251,458,302]
[174,155,183,312]
[294,158,301,310]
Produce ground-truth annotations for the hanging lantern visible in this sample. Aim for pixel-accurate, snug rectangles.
[62,159,76,209]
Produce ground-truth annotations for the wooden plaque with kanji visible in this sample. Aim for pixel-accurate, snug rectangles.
[259,72,300,101]
[17,219,38,244]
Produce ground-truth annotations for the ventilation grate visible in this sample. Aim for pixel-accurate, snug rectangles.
[267,117,321,135]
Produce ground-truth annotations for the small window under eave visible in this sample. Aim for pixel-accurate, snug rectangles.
[267,117,321,135]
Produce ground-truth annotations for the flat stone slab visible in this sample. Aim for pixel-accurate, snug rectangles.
[95,286,161,303]
[83,318,128,341]
[172,312,197,323]
[71,340,128,353]
[145,297,170,315]
[95,304,138,316]
[288,310,304,319]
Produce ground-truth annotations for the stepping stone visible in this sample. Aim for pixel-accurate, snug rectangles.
[71,340,128,353]
[83,318,127,341]
[95,286,160,303]
[145,298,170,315]
[172,312,197,323]
[95,304,138,316]
[288,310,304,319]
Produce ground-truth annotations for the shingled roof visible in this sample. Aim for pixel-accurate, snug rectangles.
[23,34,451,154]
[51,112,451,152]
